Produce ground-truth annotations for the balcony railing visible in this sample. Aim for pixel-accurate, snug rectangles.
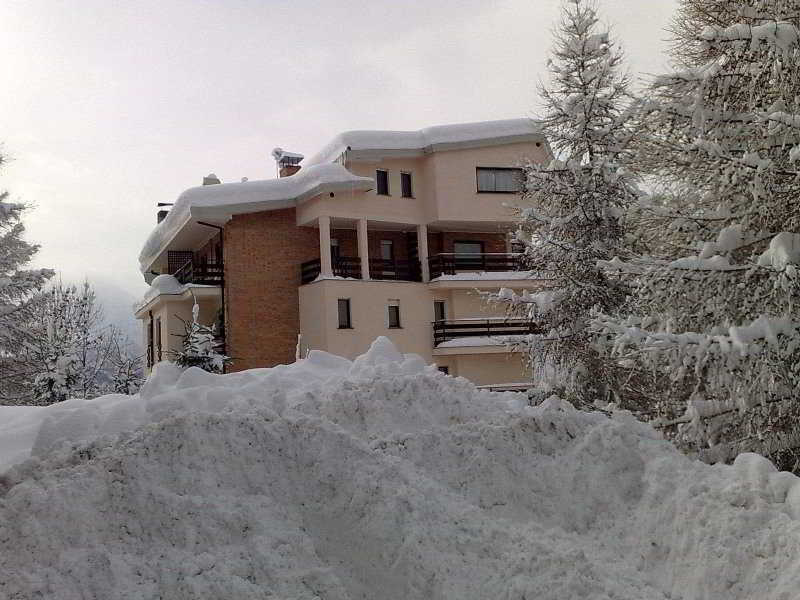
[433,318,542,346]
[369,258,422,282]
[300,257,424,284]
[301,256,363,284]
[173,260,224,286]
[428,253,523,279]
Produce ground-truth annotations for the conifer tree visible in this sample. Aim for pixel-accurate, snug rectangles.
[503,0,637,405]
[172,302,230,373]
[0,152,53,403]
[594,0,800,470]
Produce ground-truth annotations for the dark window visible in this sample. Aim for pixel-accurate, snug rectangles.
[147,318,154,368]
[155,317,162,362]
[476,167,523,193]
[380,239,394,260]
[401,172,413,198]
[337,299,352,329]
[453,241,484,257]
[434,300,446,322]
[387,300,401,328]
[376,169,389,195]
[438,366,450,375]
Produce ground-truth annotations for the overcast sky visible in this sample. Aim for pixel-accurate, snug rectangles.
[0,0,677,327]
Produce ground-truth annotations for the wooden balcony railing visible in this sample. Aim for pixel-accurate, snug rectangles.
[432,318,542,346]
[173,260,224,286]
[428,253,523,279]
[300,256,363,284]
[369,258,422,282]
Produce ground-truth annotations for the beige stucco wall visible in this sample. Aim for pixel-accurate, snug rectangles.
[139,293,221,367]
[299,279,435,362]
[444,353,530,386]
[299,279,532,386]
[296,141,549,228]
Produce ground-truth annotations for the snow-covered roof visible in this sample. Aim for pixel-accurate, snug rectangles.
[139,163,373,274]
[305,118,544,166]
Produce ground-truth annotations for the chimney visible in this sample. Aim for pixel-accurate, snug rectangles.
[157,209,169,223]
[271,148,304,178]
[203,173,221,186]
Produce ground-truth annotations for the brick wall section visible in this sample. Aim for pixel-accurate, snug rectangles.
[224,209,319,371]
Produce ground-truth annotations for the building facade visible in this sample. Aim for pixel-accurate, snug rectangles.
[135,119,551,387]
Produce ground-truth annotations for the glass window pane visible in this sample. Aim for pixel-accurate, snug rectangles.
[401,172,412,197]
[338,299,351,328]
[477,168,495,192]
[454,242,483,256]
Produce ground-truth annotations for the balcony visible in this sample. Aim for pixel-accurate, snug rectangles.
[173,260,224,286]
[301,256,422,284]
[428,253,523,279]
[369,258,421,282]
[433,318,541,347]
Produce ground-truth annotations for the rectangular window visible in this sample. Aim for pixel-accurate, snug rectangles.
[434,300,447,322]
[401,172,413,198]
[331,238,340,259]
[476,167,523,193]
[376,169,390,195]
[155,317,162,362]
[337,299,352,329]
[453,241,484,256]
[380,239,394,260]
[147,318,154,368]
[437,366,450,375]
[387,299,401,328]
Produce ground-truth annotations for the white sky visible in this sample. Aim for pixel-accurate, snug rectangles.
[0,0,677,317]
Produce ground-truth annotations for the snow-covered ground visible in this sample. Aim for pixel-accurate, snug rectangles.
[1,338,799,599]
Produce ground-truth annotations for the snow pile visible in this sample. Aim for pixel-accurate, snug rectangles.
[2,338,800,599]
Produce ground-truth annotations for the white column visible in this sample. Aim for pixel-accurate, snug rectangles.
[357,218,370,280]
[319,216,333,277]
[417,223,430,283]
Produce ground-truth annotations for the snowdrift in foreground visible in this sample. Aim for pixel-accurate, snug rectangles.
[2,338,800,599]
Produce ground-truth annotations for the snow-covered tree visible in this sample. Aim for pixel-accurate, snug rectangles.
[0,153,54,403]
[594,0,800,471]
[21,281,123,404]
[171,302,230,373]
[108,337,144,395]
[502,0,638,405]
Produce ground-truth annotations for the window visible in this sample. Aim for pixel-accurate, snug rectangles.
[387,299,401,328]
[433,300,447,322]
[376,169,390,195]
[331,238,340,259]
[380,239,394,260]
[453,241,484,257]
[337,299,352,329]
[147,318,154,368]
[401,172,413,198]
[155,317,162,362]
[438,366,450,375]
[476,167,523,193]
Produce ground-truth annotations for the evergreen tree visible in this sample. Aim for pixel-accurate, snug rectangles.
[503,0,638,405]
[0,152,54,403]
[594,0,800,471]
[171,302,230,373]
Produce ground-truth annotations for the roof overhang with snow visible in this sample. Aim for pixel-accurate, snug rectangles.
[304,118,545,166]
[139,163,374,277]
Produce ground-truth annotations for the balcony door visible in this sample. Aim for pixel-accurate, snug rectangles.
[453,241,484,271]
[380,240,395,277]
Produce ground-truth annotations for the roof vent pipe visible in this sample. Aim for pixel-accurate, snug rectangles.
[203,173,221,186]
